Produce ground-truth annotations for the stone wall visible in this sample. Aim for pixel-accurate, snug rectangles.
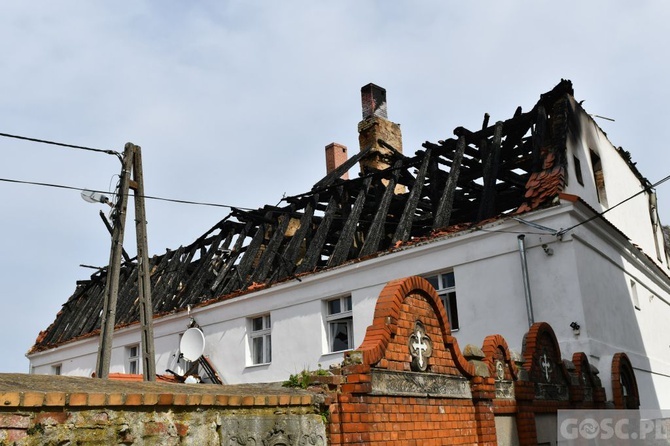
[0,374,326,445]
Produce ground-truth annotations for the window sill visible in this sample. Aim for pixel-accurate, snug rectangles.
[245,362,271,369]
[320,350,350,360]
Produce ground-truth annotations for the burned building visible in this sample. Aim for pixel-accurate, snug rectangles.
[28,80,670,410]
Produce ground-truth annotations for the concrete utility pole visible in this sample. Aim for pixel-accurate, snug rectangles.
[95,143,156,381]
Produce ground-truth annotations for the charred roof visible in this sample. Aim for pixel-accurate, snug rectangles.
[31,80,578,352]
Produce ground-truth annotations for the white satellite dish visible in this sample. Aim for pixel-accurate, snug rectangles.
[180,327,205,362]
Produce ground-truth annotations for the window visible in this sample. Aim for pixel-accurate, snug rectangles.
[326,296,353,352]
[425,271,459,330]
[127,344,140,374]
[590,150,608,206]
[250,314,272,365]
[573,155,584,186]
[51,364,61,375]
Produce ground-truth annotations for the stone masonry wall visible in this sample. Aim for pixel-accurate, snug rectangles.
[0,374,326,446]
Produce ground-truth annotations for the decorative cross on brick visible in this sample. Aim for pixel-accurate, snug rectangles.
[540,352,552,382]
[408,321,432,372]
[495,360,505,381]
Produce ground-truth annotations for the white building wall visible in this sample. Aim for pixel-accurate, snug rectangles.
[563,97,667,270]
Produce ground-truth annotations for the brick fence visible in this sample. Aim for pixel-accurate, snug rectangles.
[324,276,635,445]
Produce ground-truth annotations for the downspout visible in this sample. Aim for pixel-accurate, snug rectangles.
[517,235,535,327]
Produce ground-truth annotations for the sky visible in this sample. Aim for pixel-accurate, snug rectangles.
[1,1,669,373]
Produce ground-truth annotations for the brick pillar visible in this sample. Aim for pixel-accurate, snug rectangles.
[514,381,538,446]
[471,376,497,446]
[325,143,349,179]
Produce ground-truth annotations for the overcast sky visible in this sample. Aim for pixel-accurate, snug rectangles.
[1,2,669,373]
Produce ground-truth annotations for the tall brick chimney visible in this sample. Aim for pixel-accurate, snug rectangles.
[324,142,348,180]
[358,83,403,173]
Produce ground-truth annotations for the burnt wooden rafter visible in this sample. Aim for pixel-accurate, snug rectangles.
[393,148,432,244]
[312,145,373,191]
[176,230,227,308]
[532,105,547,172]
[434,136,466,230]
[211,222,253,294]
[328,177,373,266]
[296,192,339,274]
[248,211,293,285]
[477,121,503,221]
[31,80,577,351]
[360,160,403,257]
[223,211,272,292]
[275,198,316,279]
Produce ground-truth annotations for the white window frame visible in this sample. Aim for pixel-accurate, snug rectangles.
[126,344,140,374]
[51,364,62,376]
[249,314,272,365]
[326,296,353,353]
[425,271,459,331]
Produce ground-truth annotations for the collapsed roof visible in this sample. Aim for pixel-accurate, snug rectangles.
[31,80,579,352]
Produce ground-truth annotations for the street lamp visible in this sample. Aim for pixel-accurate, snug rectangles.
[80,189,111,206]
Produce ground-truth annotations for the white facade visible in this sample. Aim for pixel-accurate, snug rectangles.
[29,91,670,410]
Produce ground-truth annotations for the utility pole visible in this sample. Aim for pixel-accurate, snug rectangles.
[96,142,156,381]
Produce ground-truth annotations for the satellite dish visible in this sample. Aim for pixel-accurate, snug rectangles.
[180,327,205,362]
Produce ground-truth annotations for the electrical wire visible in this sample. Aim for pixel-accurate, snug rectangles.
[556,173,670,237]
[0,177,255,211]
[0,131,121,158]
[2,171,670,230]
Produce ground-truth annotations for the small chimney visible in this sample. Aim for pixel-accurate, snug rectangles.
[361,83,388,120]
[358,83,402,174]
[325,143,349,180]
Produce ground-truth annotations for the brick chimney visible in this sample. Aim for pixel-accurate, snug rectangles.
[324,142,348,180]
[358,83,403,173]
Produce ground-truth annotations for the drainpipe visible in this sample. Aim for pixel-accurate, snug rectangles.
[517,235,535,327]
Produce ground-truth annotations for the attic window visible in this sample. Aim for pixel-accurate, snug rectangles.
[573,155,584,186]
[590,150,608,206]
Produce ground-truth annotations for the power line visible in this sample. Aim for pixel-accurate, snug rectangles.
[0,132,122,158]
[556,173,670,237]
[3,171,670,231]
[0,177,255,211]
